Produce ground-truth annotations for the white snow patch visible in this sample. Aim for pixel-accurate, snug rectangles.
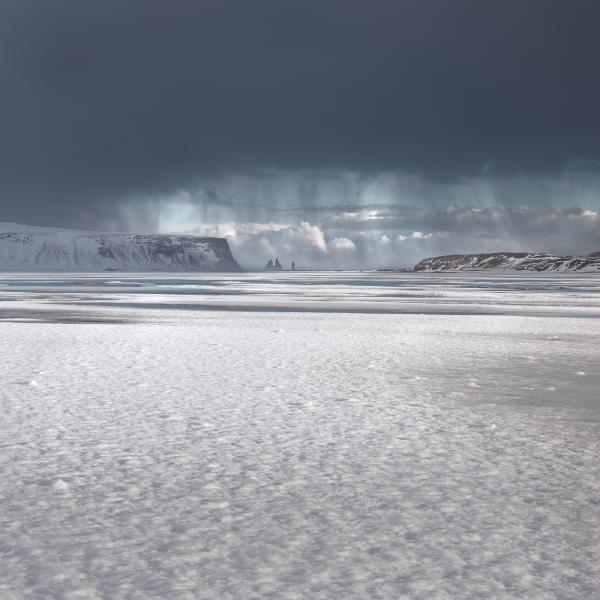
[0,272,599,599]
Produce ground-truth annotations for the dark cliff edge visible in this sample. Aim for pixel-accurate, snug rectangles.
[126,234,243,272]
[0,223,243,271]
[414,251,600,272]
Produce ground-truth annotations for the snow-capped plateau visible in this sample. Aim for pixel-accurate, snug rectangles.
[0,222,241,271]
[414,251,600,272]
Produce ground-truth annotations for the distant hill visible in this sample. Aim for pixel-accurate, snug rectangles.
[414,251,600,272]
[0,222,241,272]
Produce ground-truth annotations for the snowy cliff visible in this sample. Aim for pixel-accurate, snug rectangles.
[0,223,241,272]
[414,251,600,272]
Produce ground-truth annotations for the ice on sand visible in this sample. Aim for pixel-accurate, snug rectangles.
[0,272,599,599]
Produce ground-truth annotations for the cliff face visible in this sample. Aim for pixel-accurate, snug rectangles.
[414,251,600,272]
[0,223,241,271]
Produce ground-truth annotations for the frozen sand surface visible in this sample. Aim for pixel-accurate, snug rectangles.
[1,273,599,599]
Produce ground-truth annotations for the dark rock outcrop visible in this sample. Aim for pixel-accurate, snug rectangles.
[265,258,283,271]
[414,251,600,272]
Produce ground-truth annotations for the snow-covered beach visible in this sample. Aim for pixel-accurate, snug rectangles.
[1,273,599,599]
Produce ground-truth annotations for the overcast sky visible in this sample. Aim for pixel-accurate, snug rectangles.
[1,0,600,268]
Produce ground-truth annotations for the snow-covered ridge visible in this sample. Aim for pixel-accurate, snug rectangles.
[414,251,600,272]
[0,222,241,271]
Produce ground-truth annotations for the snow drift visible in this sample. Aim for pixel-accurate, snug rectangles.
[0,222,241,271]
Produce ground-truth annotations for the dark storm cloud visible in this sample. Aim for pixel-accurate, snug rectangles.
[2,0,600,227]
